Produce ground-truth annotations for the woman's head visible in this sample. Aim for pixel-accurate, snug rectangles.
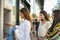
[52,10,60,24]
[49,10,60,31]
[40,11,49,21]
[53,10,60,21]
[20,7,31,22]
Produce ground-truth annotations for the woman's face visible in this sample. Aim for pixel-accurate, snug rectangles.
[40,13,45,20]
[19,12,24,19]
[52,13,54,20]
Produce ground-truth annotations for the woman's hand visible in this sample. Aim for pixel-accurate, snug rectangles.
[59,29,60,34]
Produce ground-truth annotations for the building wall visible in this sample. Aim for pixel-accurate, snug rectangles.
[58,0,60,9]
[0,0,4,40]
[4,0,13,23]
[3,0,14,34]
[0,0,15,39]
[4,0,13,10]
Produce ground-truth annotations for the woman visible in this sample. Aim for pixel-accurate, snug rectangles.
[19,7,31,40]
[38,11,51,40]
[48,10,60,40]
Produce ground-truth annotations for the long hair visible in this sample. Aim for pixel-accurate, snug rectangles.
[20,7,31,22]
[49,10,60,31]
[40,10,49,21]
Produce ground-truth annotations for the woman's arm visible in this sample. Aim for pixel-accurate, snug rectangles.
[47,21,52,29]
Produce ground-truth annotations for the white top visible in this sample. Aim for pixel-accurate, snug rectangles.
[38,21,51,37]
[18,19,31,40]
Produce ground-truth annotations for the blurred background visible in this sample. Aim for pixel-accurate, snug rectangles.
[0,0,60,40]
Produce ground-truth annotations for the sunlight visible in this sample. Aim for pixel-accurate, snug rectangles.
[44,0,58,15]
